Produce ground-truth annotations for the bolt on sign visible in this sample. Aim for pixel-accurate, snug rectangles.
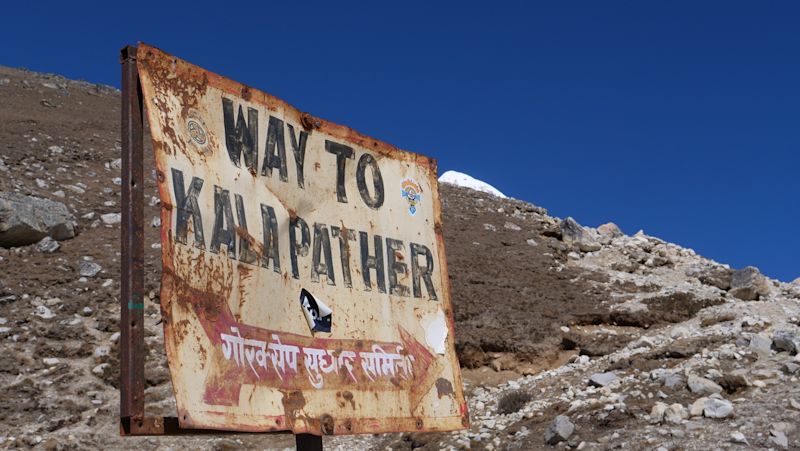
[136,43,468,435]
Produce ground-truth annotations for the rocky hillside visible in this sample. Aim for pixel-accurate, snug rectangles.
[1,66,799,450]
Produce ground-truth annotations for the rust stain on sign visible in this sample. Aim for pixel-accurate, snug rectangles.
[136,43,468,435]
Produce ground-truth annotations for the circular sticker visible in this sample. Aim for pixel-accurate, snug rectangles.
[187,118,207,145]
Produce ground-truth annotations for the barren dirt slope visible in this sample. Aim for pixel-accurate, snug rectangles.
[1,67,800,450]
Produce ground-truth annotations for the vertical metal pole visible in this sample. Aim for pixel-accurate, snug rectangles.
[120,45,145,426]
[295,434,323,451]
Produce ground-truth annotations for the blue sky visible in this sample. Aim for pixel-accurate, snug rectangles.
[2,2,798,281]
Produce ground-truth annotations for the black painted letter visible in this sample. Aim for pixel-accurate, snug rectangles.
[260,204,281,273]
[325,140,354,203]
[222,98,258,173]
[410,243,437,300]
[234,194,258,264]
[287,123,308,189]
[289,215,310,279]
[356,153,384,209]
[210,186,236,259]
[262,116,288,181]
[331,226,356,288]
[171,168,205,249]
[360,231,386,293]
[386,238,410,297]
[312,223,335,285]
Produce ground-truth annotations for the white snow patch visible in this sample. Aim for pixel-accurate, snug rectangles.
[438,170,506,198]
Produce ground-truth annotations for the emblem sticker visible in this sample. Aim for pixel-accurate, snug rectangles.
[187,118,207,145]
[299,288,333,333]
[401,178,422,216]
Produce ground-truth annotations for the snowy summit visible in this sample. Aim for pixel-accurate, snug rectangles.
[438,170,506,198]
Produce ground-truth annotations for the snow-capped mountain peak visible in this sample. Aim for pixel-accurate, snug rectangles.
[438,170,506,198]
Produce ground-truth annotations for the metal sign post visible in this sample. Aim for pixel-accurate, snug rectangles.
[118,44,322,451]
[119,44,145,434]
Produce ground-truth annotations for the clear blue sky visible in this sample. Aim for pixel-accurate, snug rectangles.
[2,2,798,281]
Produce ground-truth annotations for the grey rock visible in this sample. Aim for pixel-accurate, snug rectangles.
[689,397,708,417]
[773,330,800,355]
[544,415,574,445]
[560,217,601,252]
[78,261,102,277]
[730,431,748,444]
[597,222,623,238]
[34,305,55,319]
[561,217,583,241]
[687,375,723,396]
[662,373,685,389]
[589,372,617,387]
[697,266,733,291]
[770,430,789,449]
[749,334,773,354]
[35,236,60,253]
[703,398,734,418]
[101,213,121,225]
[650,402,668,423]
[729,266,770,300]
[630,336,656,349]
[664,403,688,424]
[0,193,78,246]
[92,363,110,377]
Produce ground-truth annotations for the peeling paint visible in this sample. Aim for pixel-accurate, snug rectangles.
[425,309,448,355]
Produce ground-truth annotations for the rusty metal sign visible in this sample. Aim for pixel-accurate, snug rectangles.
[136,43,468,435]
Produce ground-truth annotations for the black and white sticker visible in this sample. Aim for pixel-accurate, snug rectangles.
[299,288,332,333]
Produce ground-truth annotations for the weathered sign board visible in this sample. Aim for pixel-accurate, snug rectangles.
[136,43,468,435]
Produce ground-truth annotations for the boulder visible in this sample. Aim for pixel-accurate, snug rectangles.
[0,193,77,247]
[772,330,800,355]
[101,213,121,225]
[560,217,601,252]
[697,266,733,291]
[650,402,668,423]
[588,372,617,387]
[730,432,748,444]
[78,261,102,278]
[35,236,60,253]
[687,375,723,396]
[770,430,789,449]
[664,403,689,424]
[689,397,708,417]
[749,334,773,355]
[544,415,574,445]
[597,222,623,238]
[729,266,770,300]
[703,398,734,418]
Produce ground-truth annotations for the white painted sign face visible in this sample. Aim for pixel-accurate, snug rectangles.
[137,43,468,435]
